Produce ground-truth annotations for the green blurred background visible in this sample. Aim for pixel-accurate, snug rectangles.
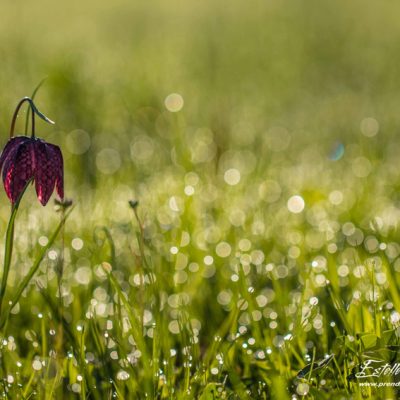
[1,0,400,323]
[1,0,400,397]
[1,0,400,207]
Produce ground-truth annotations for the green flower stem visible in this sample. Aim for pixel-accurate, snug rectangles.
[10,96,54,139]
[24,78,47,135]
[0,182,30,318]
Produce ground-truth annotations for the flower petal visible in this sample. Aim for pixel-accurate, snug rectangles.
[3,141,35,203]
[46,143,64,200]
[34,141,57,206]
[0,136,29,172]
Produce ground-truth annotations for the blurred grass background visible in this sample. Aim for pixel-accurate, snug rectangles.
[0,0,399,215]
[0,0,400,398]
[0,1,399,191]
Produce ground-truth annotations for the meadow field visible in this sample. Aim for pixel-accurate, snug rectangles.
[0,0,400,398]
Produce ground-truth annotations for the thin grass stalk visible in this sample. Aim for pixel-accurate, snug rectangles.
[0,181,31,317]
[0,206,74,330]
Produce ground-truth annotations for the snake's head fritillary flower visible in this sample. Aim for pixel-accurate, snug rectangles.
[0,97,63,206]
[0,136,63,205]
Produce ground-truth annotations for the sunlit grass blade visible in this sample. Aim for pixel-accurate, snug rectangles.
[101,262,153,395]
[0,206,74,329]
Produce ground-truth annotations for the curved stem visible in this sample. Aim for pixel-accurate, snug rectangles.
[25,78,47,136]
[9,97,55,139]
[10,97,35,138]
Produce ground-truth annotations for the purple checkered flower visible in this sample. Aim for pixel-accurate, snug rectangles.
[0,136,63,205]
[0,97,63,206]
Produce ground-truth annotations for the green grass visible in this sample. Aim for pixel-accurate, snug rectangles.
[0,0,400,398]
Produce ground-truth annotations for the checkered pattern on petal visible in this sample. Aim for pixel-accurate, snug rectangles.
[34,140,57,206]
[0,137,29,172]
[45,143,63,200]
[0,136,64,206]
[3,141,35,203]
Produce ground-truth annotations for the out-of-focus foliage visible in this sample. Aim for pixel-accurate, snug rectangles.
[0,0,399,398]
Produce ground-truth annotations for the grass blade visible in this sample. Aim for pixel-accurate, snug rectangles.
[0,206,74,329]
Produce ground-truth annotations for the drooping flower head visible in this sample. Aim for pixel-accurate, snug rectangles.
[0,97,63,206]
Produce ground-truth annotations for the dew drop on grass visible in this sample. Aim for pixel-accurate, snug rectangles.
[10,302,20,315]
[309,297,318,306]
[390,311,400,324]
[32,360,42,371]
[116,370,130,381]
[237,300,248,311]
[327,243,337,254]
[71,383,81,393]
[272,336,284,348]
[165,93,184,112]
[296,382,309,396]
[256,295,267,308]
[106,320,113,330]
[188,263,199,272]
[238,239,251,252]
[360,117,379,137]
[275,265,288,279]
[224,168,241,186]
[284,333,293,341]
[168,320,180,334]
[38,236,49,246]
[47,250,58,261]
[238,326,247,335]
[204,255,214,265]
[170,246,179,255]
[7,341,16,351]
[184,185,195,196]
[216,242,231,258]
[252,310,262,322]
[146,328,154,338]
[269,321,278,330]
[251,249,265,265]
[256,350,265,359]
[287,195,305,214]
